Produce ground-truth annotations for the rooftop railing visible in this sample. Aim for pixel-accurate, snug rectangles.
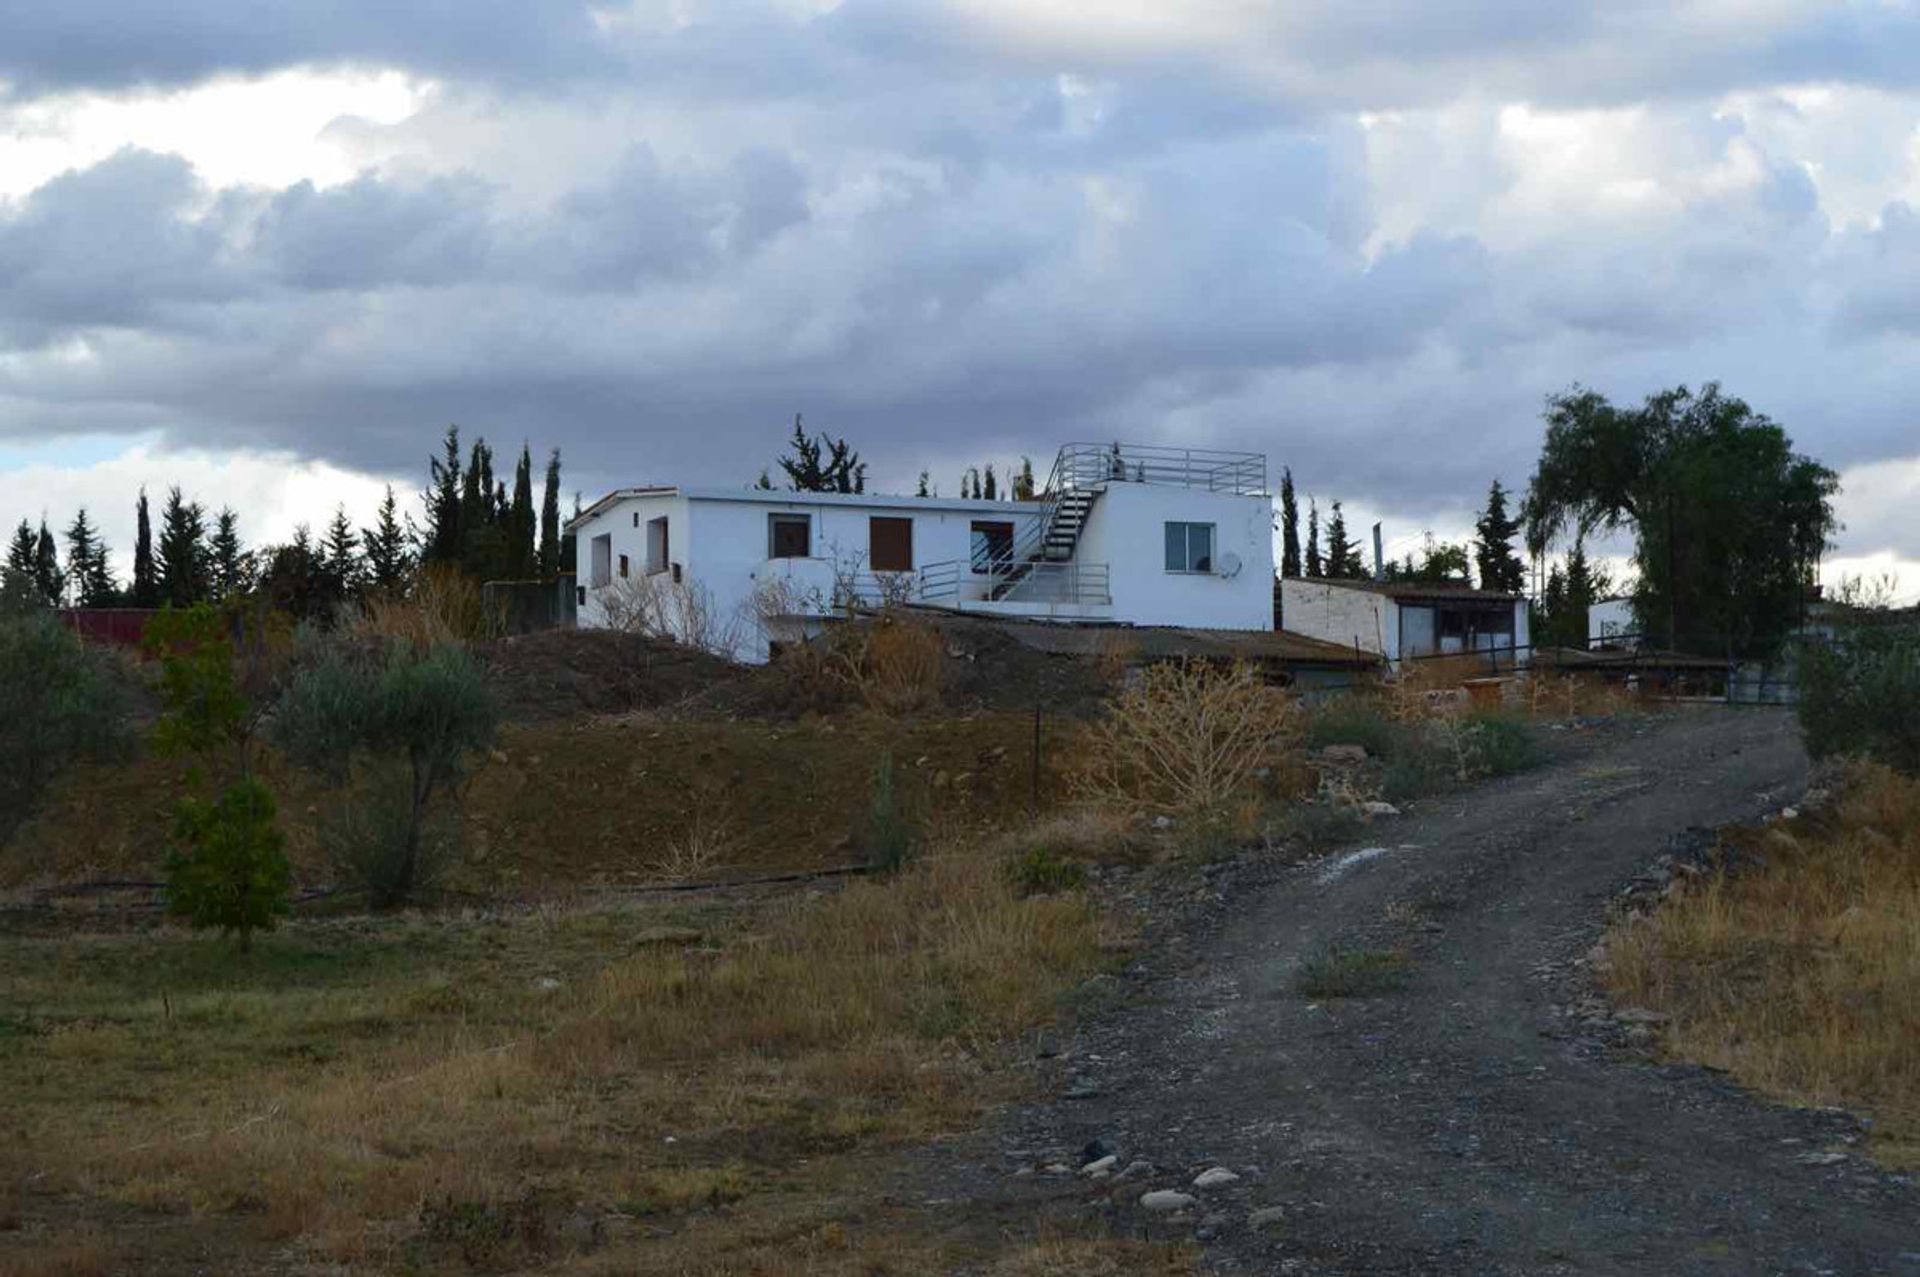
[1047,443,1268,497]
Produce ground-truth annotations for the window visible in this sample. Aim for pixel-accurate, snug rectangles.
[1164,522,1215,573]
[970,520,1014,573]
[618,553,630,579]
[869,517,914,572]
[589,534,612,587]
[769,514,811,559]
[646,516,669,574]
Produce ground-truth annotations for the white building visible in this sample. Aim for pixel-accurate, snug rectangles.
[566,443,1276,663]
[1588,597,1636,649]
[1278,578,1531,670]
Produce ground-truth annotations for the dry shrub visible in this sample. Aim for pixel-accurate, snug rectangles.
[1525,671,1645,721]
[1602,760,1920,1164]
[0,1241,115,1277]
[596,572,746,658]
[854,617,944,714]
[1093,631,1139,687]
[1383,655,1482,722]
[345,564,503,648]
[648,806,738,882]
[1078,660,1303,817]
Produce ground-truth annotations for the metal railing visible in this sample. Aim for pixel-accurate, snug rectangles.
[1047,442,1267,497]
[916,559,1112,609]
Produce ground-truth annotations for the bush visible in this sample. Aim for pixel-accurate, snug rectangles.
[1295,945,1412,999]
[1797,626,1920,774]
[319,772,456,909]
[857,751,922,873]
[165,778,291,952]
[1275,802,1366,853]
[0,611,134,839]
[273,640,498,906]
[1006,846,1087,896]
[1079,660,1303,818]
[1304,700,1405,760]
[1459,711,1543,777]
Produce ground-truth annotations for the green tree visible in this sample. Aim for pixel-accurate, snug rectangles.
[458,437,505,579]
[4,521,39,602]
[1323,501,1363,579]
[1525,383,1837,658]
[1386,535,1473,584]
[258,525,323,621]
[318,505,363,613]
[1473,479,1525,593]
[1305,499,1323,578]
[1013,456,1036,501]
[776,414,865,493]
[0,610,134,838]
[362,486,413,593]
[209,507,248,600]
[131,488,158,607]
[33,520,62,605]
[156,486,209,608]
[165,778,290,953]
[64,508,117,606]
[538,449,562,577]
[272,641,499,908]
[982,463,999,501]
[915,469,931,498]
[1279,468,1301,579]
[506,443,535,578]
[421,425,463,565]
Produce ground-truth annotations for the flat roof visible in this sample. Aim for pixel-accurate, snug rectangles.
[1282,577,1523,604]
[567,485,1046,531]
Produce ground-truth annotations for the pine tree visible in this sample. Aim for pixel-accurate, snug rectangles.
[915,470,931,498]
[538,449,562,577]
[1014,456,1036,501]
[776,415,864,493]
[1324,501,1359,579]
[4,521,40,601]
[131,488,158,607]
[982,463,999,501]
[155,486,209,608]
[363,486,413,593]
[210,507,248,600]
[319,505,362,609]
[1536,563,1568,648]
[64,508,116,606]
[422,426,463,564]
[1305,499,1323,578]
[1279,467,1301,578]
[1473,479,1525,593]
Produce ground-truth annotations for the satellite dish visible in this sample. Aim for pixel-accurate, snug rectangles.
[1218,551,1243,579]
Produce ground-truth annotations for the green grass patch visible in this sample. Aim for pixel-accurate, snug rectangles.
[1295,945,1413,999]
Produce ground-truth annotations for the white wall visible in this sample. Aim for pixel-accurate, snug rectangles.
[574,492,692,629]
[1279,579,1394,655]
[1075,483,1275,630]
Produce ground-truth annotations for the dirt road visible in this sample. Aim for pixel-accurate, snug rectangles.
[958,708,1920,1275]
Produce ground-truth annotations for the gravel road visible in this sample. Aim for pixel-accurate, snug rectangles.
[957,707,1920,1275]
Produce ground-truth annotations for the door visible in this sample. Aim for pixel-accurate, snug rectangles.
[869,517,914,572]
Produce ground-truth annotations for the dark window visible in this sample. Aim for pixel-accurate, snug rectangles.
[618,553,630,579]
[870,517,914,572]
[769,514,811,559]
[589,534,612,587]
[1164,521,1215,573]
[971,520,1014,573]
[646,516,669,574]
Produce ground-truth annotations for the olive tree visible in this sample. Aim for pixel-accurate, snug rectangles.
[271,641,498,907]
[0,608,134,840]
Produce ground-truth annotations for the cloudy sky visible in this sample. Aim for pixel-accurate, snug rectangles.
[2,0,1918,595]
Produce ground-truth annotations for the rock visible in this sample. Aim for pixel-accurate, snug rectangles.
[1362,801,1401,817]
[531,977,562,993]
[1612,1007,1671,1025]
[1151,815,1175,830]
[1082,1137,1115,1163]
[1193,1167,1241,1189]
[1114,1159,1154,1182]
[1041,1162,1073,1176]
[1139,1190,1198,1213]
[1248,1206,1286,1230]
[1780,806,1799,820]
[1319,744,1369,764]
[1798,1151,1848,1166]
[1080,1155,1119,1177]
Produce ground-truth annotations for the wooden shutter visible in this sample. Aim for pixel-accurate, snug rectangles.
[869,517,914,572]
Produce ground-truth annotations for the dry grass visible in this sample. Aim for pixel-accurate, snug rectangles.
[1077,660,1304,819]
[852,616,946,715]
[343,564,505,648]
[1602,761,1920,1165]
[1524,671,1648,721]
[0,840,1111,1271]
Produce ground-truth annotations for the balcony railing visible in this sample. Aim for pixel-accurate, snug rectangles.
[1047,442,1267,497]
[918,559,1112,609]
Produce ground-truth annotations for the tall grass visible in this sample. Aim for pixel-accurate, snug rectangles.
[1603,762,1920,1165]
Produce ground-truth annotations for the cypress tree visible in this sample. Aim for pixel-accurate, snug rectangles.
[64,508,116,606]
[33,519,63,605]
[915,470,931,499]
[131,488,158,607]
[538,449,562,577]
[1305,499,1323,579]
[1279,467,1301,578]
[155,487,209,608]
[1324,501,1357,579]
[1473,479,1525,593]
[982,463,998,501]
[508,444,535,578]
